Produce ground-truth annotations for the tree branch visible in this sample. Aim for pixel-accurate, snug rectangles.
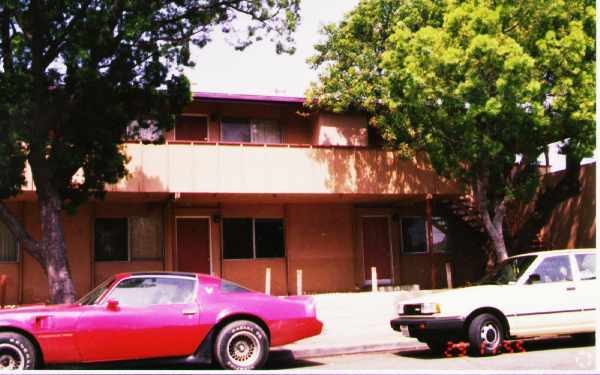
[0,202,44,265]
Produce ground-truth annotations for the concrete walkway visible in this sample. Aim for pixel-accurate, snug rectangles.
[277,290,432,359]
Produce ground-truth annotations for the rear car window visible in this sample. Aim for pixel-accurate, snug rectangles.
[575,253,596,280]
[220,280,252,293]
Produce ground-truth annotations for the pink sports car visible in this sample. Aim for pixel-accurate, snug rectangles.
[0,272,323,370]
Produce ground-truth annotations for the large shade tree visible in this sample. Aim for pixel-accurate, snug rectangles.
[0,0,300,304]
[308,0,595,263]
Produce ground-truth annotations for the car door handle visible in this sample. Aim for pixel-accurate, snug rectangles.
[182,308,199,315]
[566,286,576,291]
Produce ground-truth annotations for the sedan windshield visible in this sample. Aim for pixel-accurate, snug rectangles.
[475,255,537,285]
[78,277,115,305]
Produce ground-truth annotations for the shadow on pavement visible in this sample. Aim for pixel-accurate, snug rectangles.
[395,335,595,360]
[48,349,322,371]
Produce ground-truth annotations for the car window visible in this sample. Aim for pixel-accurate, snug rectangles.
[575,253,596,280]
[476,255,536,285]
[530,255,573,283]
[106,277,196,307]
[220,279,252,293]
[78,277,115,305]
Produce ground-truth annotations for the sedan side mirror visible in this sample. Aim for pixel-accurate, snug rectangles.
[107,299,120,311]
[526,274,541,284]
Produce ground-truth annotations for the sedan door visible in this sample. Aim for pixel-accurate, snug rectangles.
[508,255,582,337]
[76,276,208,362]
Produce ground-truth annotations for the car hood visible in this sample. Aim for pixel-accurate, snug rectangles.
[0,303,79,316]
[397,285,506,306]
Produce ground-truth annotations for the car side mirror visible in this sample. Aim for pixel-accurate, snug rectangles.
[526,274,541,284]
[107,299,120,311]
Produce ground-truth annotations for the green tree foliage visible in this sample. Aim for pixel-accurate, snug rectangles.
[308,0,595,262]
[0,0,300,303]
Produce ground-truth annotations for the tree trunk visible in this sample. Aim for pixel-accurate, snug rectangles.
[39,194,77,304]
[475,177,509,264]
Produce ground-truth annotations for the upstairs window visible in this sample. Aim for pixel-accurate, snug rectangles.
[175,115,208,141]
[221,118,281,144]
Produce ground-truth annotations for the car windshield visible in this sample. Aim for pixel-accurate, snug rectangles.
[77,277,115,305]
[475,255,537,285]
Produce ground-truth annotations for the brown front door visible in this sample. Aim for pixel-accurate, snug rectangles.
[362,216,392,281]
[177,218,210,274]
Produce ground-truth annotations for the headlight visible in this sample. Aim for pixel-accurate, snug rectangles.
[420,302,441,314]
[401,302,441,315]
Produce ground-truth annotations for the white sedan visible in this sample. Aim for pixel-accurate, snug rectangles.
[390,248,596,355]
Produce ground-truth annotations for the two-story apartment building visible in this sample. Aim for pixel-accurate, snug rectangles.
[0,92,487,304]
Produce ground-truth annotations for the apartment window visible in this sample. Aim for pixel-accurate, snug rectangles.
[221,118,281,144]
[401,217,427,254]
[0,221,18,262]
[223,218,285,259]
[175,115,208,141]
[95,218,128,261]
[95,212,163,261]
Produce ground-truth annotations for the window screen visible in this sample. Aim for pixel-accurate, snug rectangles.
[130,214,163,260]
[223,218,253,259]
[0,221,17,262]
[221,119,251,142]
[175,116,208,141]
[95,218,128,261]
[255,219,285,258]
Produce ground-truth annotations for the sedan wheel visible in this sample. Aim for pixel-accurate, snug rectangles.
[214,320,269,370]
[0,333,36,370]
[468,313,504,356]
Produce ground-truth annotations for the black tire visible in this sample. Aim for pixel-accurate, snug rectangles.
[468,313,504,356]
[0,332,37,370]
[214,320,269,370]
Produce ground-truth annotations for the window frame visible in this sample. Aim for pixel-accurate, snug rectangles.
[222,217,286,260]
[100,275,199,306]
[174,113,210,142]
[219,117,282,144]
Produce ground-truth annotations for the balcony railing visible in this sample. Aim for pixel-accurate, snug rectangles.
[23,143,460,196]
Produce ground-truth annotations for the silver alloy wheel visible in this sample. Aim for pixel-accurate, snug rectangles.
[480,321,500,349]
[226,331,261,367]
[0,343,25,370]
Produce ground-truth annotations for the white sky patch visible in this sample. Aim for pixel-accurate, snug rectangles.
[184,0,360,96]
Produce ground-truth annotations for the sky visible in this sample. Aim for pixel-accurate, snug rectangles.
[183,0,360,97]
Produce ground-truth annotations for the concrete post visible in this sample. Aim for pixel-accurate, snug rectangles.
[265,267,271,295]
[371,267,378,292]
[296,269,303,295]
[445,262,453,289]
